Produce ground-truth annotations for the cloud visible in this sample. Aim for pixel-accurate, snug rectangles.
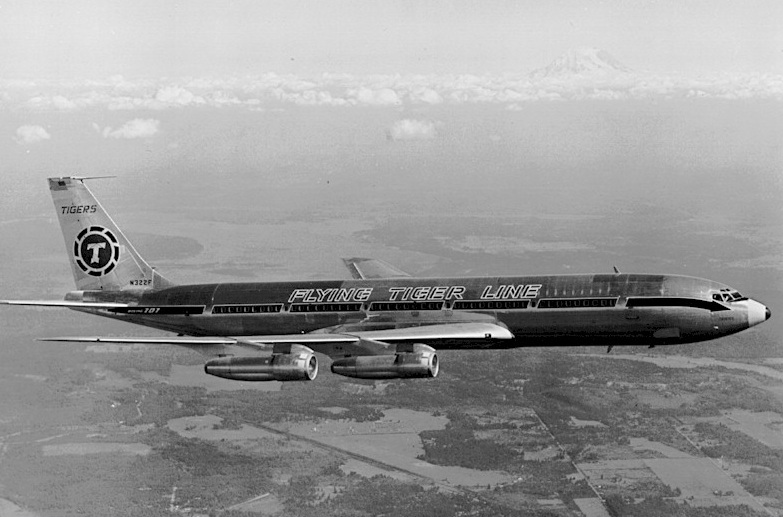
[154,86,205,107]
[389,119,438,141]
[102,119,160,139]
[408,87,443,104]
[14,125,50,144]
[351,87,401,106]
[4,69,783,114]
[25,94,81,111]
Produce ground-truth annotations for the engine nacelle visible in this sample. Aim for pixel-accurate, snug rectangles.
[330,344,439,379]
[204,345,318,381]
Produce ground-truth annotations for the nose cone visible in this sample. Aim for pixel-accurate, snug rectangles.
[746,299,769,327]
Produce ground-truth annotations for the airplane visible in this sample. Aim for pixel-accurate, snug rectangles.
[1,177,771,383]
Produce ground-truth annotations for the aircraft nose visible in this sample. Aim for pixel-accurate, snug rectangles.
[746,299,769,327]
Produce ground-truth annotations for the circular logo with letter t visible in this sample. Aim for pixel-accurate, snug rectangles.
[73,226,120,276]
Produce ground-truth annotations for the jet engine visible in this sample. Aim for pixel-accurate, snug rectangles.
[330,343,438,379]
[204,344,318,381]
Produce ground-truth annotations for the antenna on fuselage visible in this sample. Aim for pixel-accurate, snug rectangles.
[613,266,621,274]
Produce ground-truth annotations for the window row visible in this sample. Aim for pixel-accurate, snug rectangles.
[369,301,444,311]
[212,304,282,314]
[289,303,363,313]
[537,298,617,309]
[452,300,530,310]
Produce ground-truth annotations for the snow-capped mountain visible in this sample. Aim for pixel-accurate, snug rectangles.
[530,48,632,79]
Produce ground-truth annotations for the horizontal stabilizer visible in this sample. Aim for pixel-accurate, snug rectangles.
[1,300,128,309]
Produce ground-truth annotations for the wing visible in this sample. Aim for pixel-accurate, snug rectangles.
[41,336,240,345]
[40,322,514,358]
[342,257,412,280]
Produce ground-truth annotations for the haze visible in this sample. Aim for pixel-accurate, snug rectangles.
[2,0,782,77]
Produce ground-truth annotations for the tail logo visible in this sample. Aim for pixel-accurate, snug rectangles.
[73,226,120,277]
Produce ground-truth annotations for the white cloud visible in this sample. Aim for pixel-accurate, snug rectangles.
[52,95,79,110]
[389,119,438,141]
[4,70,783,114]
[25,94,80,111]
[408,87,443,104]
[14,125,50,144]
[351,87,401,106]
[102,118,160,139]
[271,88,351,106]
[154,86,205,107]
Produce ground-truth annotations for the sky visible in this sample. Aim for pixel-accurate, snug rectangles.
[2,0,781,216]
[1,0,782,79]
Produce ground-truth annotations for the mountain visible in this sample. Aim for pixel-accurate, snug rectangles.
[530,48,632,79]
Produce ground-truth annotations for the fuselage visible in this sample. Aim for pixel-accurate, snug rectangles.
[72,273,770,348]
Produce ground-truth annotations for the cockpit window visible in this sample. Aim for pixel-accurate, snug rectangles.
[713,290,746,303]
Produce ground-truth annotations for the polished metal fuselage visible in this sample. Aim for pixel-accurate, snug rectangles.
[74,273,760,348]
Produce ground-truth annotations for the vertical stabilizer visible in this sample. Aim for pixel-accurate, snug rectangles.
[49,177,172,291]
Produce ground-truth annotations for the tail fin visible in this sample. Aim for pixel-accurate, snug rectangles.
[48,177,173,291]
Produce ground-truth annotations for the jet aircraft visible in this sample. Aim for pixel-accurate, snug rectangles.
[1,177,771,383]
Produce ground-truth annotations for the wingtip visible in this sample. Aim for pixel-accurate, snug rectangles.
[342,257,371,263]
